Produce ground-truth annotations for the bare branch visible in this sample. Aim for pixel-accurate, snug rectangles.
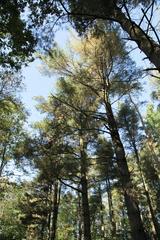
[58,178,82,192]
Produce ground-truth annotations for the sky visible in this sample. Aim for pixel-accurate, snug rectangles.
[22,29,71,125]
[22,60,54,123]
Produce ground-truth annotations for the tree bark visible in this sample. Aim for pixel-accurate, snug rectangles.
[77,191,83,240]
[105,101,147,240]
[81,175,92,240]
[98,183,105,239]
[106,177,116,237]
[112,7,160,71]
[50,181,61,240]
[0,145,7,177]
[79,135,92,240]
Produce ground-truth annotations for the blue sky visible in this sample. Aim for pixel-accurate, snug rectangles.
[22,29,71,125]
[22,60,55,123]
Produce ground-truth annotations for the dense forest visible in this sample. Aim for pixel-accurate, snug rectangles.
[0,1,160,240]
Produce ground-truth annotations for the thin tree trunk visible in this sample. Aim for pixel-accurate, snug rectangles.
[48,212,51,240]
[81,175,92,240]
[106,177,116,237]
[132,142,160,240]
[98,183,105,239]
[47,184,52,240]
[0,145,7,177]
[121,200,129,240]
[50,181,61,240]
[105,101,147,240]
[79,135,92,240]
[77,190,83,240]
[40,223,45,240]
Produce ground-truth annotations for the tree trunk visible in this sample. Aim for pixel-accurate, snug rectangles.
[98,183,105,239]
[132,141,160,240]
[106,177,116,237]
[50,181,61,240]
[112,7,160,71]
[40,223,45,240]
[0,145,7,177]
[48,208,51,239]
[81,175,92,240]
[47,184,52,239]
[121,200,129,240]
[79,135,92,240]
[78,191,83,240]
[105,101,147,240]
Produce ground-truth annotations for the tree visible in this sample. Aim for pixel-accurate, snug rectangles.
[2,1,160,71]
[94,137,118,239]
[40,28,149,239]
[144,104,160,209]
[34,77,100,240]
[0,101,27,177]
[0,179,26,240]
[0,68,28,176]
[146,104,160,155]
[117,102,160,239]
[26,0,160,72]
[0,0,35,69]
[0,70,22,103]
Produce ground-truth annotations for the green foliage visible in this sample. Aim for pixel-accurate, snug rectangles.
[117,102,140,146]
[19,181,49,239]
[27,0,157,35]
[0,179,26,239]
[146,104,160,144]
[0,0,35,69]
[57,192,78,240]
[0,100,27,176]
[94,137,115,179]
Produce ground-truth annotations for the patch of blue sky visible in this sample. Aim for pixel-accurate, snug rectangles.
[22,29,71,126]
